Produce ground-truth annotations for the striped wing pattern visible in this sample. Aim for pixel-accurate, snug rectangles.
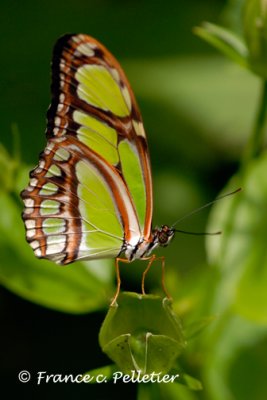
[21,34,153,265]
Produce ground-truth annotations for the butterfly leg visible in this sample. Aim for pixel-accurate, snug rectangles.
[110,257,130,307]
[141,254,156,295]
[141,255,172,299]
[159,256,172,300]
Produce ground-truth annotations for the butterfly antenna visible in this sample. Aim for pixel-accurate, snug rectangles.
[171,188,241,229]
[174,229,221,236]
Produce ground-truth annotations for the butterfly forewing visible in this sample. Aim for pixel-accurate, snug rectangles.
[21,34,153,264]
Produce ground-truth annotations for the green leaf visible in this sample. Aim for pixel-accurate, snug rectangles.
[183,316,216,340]
[178,373,203,391]
[145,334,184,374]
[81,364,117,383]
[202,313,267,400]
[0,143,18,193]
[0,125,22,194]
[206,151,267,324]
[0,192,114,313]
[243,0,267,79]
[99,292,186,374]
[194,22,249,68]
[137,381,199,400]
[220,0,245,35]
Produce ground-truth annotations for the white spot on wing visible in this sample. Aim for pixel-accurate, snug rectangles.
[46,241,66,255]
[34,159,46,174]
[27,229,36,239]
[30,178,37,187]
[25,219,35,229]
[24,207,34,214]
[34,248,42,257]
[53,128,60,136]
[31,240,39,250]
[55,116,61,126]
[55,136,67,143]
[133,120,146,138]
[57,103,64,112]
[47,234,66,245]
[72,36,81,44]
[121,85,132,111]
[24,198,34,208]
[110,68,120,83]
[76,43,95,57]
[44,142,55,155]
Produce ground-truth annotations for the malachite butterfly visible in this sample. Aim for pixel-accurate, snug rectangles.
[21,34,175,303]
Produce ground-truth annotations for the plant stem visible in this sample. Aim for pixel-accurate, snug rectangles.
[242,79,267,166]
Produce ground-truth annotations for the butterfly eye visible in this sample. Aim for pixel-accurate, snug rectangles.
[157,226,175,246]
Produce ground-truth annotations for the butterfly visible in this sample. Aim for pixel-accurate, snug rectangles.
[21,34,175,304]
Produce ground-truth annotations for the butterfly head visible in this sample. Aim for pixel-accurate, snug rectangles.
[155,225,175,248]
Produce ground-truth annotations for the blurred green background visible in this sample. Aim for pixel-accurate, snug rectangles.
[1,0,267,399]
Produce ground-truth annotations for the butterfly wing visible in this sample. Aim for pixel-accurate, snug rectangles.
[21,34,153,264]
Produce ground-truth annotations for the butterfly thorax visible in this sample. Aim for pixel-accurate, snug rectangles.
[125,225,175,261]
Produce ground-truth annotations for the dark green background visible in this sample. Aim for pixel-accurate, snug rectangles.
[2,0,265,399]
